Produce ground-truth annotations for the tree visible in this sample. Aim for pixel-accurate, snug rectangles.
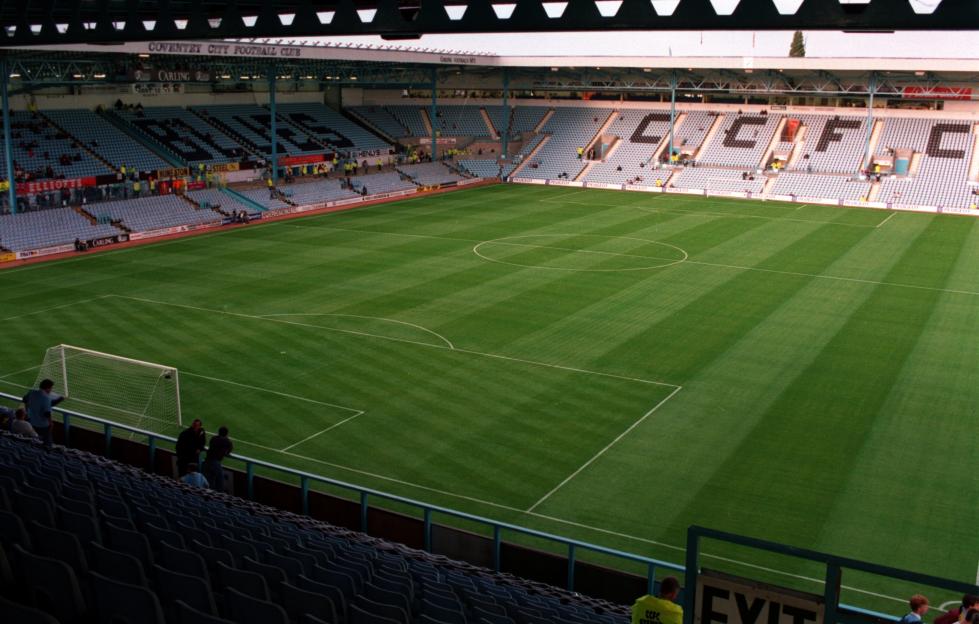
[789,31,806,57]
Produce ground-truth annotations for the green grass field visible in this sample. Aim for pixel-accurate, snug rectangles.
[2,184,977,610]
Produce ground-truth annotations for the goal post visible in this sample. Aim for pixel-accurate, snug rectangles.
[34,344,182,434]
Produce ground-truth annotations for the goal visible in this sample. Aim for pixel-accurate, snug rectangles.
[34,344,182,433]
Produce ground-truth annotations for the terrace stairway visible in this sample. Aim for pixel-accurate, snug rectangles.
[479,107,500,140]
[509,134,551,178]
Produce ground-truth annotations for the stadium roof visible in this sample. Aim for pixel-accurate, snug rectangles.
[0,0,976,47]
[4,39,979,97]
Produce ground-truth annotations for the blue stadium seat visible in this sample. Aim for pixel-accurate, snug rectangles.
[0,594,60,624]
[154,563,219,619]
[58,505,102,547]
[0,509,32,551]
[29,520,88,574]
[280,581,340,624]
[13,544,88,624]
[90,571,166,624]
[295,573,348,620]
[215,560,270,602]
[158,540,211,581]
[223,587,289,624]
[174,599,236,624]
[349,601,404,624]
[89,541,149,587]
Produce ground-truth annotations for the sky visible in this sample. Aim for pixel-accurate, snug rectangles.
[287,0,979,59]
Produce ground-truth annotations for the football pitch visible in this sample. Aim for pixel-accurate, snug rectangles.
[1,184,977,610]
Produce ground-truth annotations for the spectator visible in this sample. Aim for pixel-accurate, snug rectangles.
[900,596,930,624]
[935,596,979,624]
[0,404,14,430]
[202,426,233,492]
[11,408,38,440]
[175,418,207,476]
[632,576,682,624]
[180,463,209,489]
[22,379,64,446]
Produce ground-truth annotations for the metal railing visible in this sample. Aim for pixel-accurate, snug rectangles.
[0,390,682,594]
[684,526,975,624]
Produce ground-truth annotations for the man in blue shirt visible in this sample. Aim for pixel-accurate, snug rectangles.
[898,595,930,624]
[180,463,209,489]
[22,379,64,446]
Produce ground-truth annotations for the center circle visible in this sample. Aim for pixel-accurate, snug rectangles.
[472,234,688,272]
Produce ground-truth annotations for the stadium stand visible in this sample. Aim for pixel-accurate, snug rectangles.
[0,111,115,180]
[669,167,767,194]
[696,112,782,168]
[349,172,417,194]
[87,195,222,232]
[509,107,550,136]
[280,178,362,205]
[0,430,630,624]
[397,162,467,186]
[430,105,494,138]
[276,103,391,156]
[583,110,673,185]
[115,107,250,167]
[385,105,430,137]
[43,109,170,173]
[526,107,613,180]
[876,118,977,209]
[188,189,257,216]
[671,111,717,157]
[458,159,503,178]
[350,106,413,139]
[769,172,871,202]
[0,207,120,251]
[233,187,293,211]
[190,105,325,157]
[789,115,868,174]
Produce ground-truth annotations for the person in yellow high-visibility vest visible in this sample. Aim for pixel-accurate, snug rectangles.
[576,146,584,159]
[632,576,683,624]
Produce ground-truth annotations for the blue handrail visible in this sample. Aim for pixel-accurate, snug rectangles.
[0,390,681,594]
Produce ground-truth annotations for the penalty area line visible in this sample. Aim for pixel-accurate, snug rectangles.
[229,434,912,608]
[279,410,366,452]
[876,212,897,228]
[180,371,362,415]
[526,385,683,513]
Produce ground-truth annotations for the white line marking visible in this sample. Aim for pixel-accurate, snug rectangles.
[180,371,362,414]
[112,295,461,353]
[941,601,961,612]
[526,385,683,513]
[260,313,455,350]
[975,558,979,585]
[0,362,46,380]
[107,295,679,388]
[631,203,876,228]
[472,234,688,273]
[683,258,979,297]
[876,212,897,228]
[282,223,979,298]
[279,411,366,452]
[0,295,110,322]
[795,204,809,212]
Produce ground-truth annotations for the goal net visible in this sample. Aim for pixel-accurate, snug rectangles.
[34,344,182,435]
